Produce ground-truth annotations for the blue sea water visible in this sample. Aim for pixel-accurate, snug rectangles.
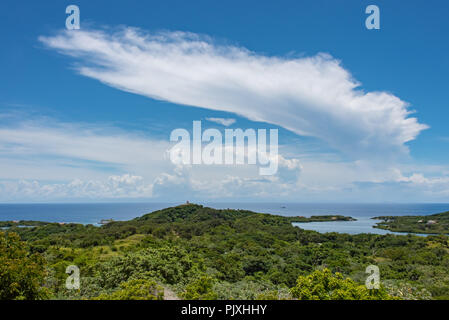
[0,202,448,235]
[0,203,178,225]
[205,203,449,236]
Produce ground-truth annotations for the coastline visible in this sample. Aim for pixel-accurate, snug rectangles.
[1,203,449,236]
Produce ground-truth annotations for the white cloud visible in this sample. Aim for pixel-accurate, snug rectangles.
[0,116,306,201]
[2,129,449,201]
[0,119,172,181]
[205,117,236,126]
[40,28,428,159]
[394,169,449,188]
[0,174,153,201]
[1,114,447,202]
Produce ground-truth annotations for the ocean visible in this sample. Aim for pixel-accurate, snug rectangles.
[1,202,448,235]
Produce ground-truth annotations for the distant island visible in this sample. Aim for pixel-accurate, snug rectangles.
[0,220,50,228]
[288,215,356,223]
[373,211,449,234]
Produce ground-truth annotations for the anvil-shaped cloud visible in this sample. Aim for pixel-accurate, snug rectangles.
[40,28,427,158]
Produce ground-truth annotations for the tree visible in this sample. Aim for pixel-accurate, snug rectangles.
[181,275,218,300]
[93,279,164,300]
[290,268,397,300]
[0,232,49,300]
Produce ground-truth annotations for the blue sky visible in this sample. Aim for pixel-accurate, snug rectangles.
[0,0,448,202]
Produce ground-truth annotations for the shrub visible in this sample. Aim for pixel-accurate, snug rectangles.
[290,268,397,300]
[181,275,218,300]
[93,279,164,300]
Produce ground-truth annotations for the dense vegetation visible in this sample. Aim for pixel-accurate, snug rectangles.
[290,268,395,300]
[1,204,449,300]
[374,211,449,234]
[0,232,49,299]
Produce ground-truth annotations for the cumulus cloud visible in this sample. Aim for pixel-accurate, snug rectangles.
[0,115,306,201]
[40,28,427,158]
[346,168,449,200]
[0,174,153,201]
[152,153,303,200]
[205,117,236,126]
[276,156,302,184]
[393,169,449,190]
[152,165,195,199]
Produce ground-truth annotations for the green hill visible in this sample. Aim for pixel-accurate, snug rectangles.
[373,211,449,234]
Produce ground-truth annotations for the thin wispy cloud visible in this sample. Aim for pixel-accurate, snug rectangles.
[40,28,428,159]
[0,121,168,168]
[206,117,236,126]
